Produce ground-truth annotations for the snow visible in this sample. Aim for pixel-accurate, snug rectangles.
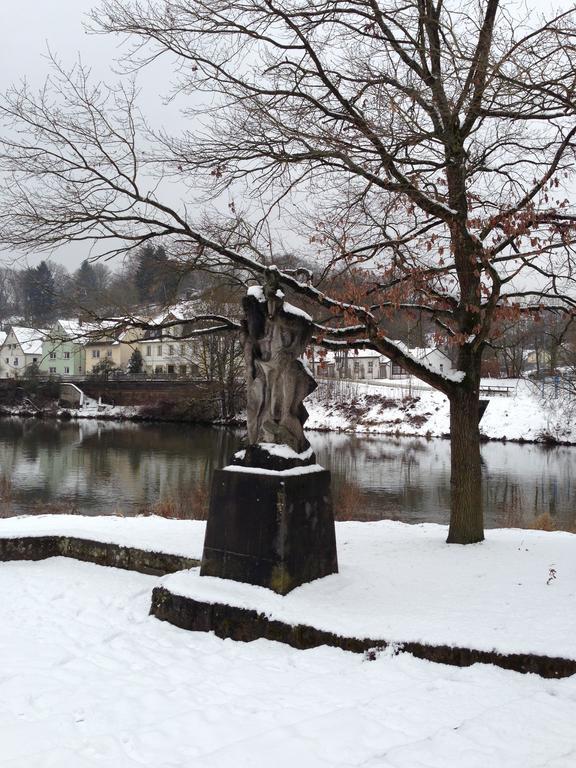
[223,463,325,476]
[252,443,315,460]
[0,514,206,558]
[282,301,313,321]
[1,557,576,767]
[55,319,100,343]
[2,514,576,765]
[164,520,576,660]
[2,514,575,661]
[11,326,49,356]
[245,285,313,321]
[305,377,576,442]
[247,285,265,301]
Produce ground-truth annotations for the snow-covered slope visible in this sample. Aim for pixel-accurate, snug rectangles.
[306,378,575,443]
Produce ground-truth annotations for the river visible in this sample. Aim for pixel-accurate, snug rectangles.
[0,417,573,530]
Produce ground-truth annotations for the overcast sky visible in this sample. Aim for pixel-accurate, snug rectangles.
[1,0,179,274]
[0,0,571,276]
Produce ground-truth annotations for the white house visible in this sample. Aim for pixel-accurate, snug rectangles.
[310,349,386,380]
[137,305,201,376]
[0,326,48,378]
[392,343,455,378]
[309,344,455,381]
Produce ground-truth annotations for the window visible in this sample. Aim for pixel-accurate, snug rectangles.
[64,367,70,374]
[168,345,174,355]
[180,344,185,355]
[440,364,444,372]
[92,350,100,359]
[167,364,175,374]
[32,358,37,363]
[392,363,403,376]
[179,365,187,375]
[49,367,57,374]
[107,350,113,358]
[157,345,162,356]
[146,345,152,357]
[63,351,70,359]
[353,361,360,372]
[49,352,57,359]
[13,358,18,366]
[368,361,373,373]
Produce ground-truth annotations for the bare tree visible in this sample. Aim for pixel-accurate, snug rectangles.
[1,0,576,543]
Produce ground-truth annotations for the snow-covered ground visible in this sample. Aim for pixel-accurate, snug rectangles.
[166,521,576,660]
[0,513,206,558]
[306,377,576,442]
[0,557,575,767]
[2,515,575,660]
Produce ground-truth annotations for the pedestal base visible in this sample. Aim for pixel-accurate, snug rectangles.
[200,466,338,594]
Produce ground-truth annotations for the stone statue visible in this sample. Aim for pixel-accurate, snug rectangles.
[240,275,317,465]
[200,274,338,594]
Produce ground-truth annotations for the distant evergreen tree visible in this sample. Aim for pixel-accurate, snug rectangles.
[127,348,144,374]
[71,260,111,313]
[75,260,99,300]
[134,244,180,305]
[20,261,56,326]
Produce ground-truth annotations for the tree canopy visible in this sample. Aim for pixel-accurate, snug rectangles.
[1,0,576,542]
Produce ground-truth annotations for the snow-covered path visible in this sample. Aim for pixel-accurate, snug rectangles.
[2,558,576,767]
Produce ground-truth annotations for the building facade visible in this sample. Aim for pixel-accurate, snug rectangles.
[0,326,47,378]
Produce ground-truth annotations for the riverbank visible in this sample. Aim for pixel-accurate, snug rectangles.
[306,377,570,443]
[0,375,573,445]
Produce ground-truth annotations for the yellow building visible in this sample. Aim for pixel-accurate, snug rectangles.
[84,328,143,374]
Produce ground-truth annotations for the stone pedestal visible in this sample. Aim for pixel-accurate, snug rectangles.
[200,466,338,595]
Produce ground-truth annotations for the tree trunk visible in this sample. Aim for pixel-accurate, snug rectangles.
[447,383,484,544]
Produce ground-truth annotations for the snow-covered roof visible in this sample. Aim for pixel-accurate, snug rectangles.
[55,319,101,344]
[11,326,49,356]
[0,331,6,347]
[312,348,382,365]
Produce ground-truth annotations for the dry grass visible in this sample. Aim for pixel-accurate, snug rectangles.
[530,511,557,531]
[333,479,365,521]
[0,474,12,518]
[138,483,211,521]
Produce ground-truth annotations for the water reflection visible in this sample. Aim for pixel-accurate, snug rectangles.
[0,418,574,531]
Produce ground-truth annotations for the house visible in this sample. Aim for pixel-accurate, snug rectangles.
[392,343,455,378]
[310,349,385,380]
[0,326,48,378]
[40,319,95,377]
[137,306,201,376]
[84,326,143,374]
[309,343,455,381]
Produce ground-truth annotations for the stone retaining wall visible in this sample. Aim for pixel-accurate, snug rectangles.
[150,586,576,679]
[0,536,199,576]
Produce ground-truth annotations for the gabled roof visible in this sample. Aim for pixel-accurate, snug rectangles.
[0,331,6,348]
[54,319,101,345]
[10,326,49,356]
